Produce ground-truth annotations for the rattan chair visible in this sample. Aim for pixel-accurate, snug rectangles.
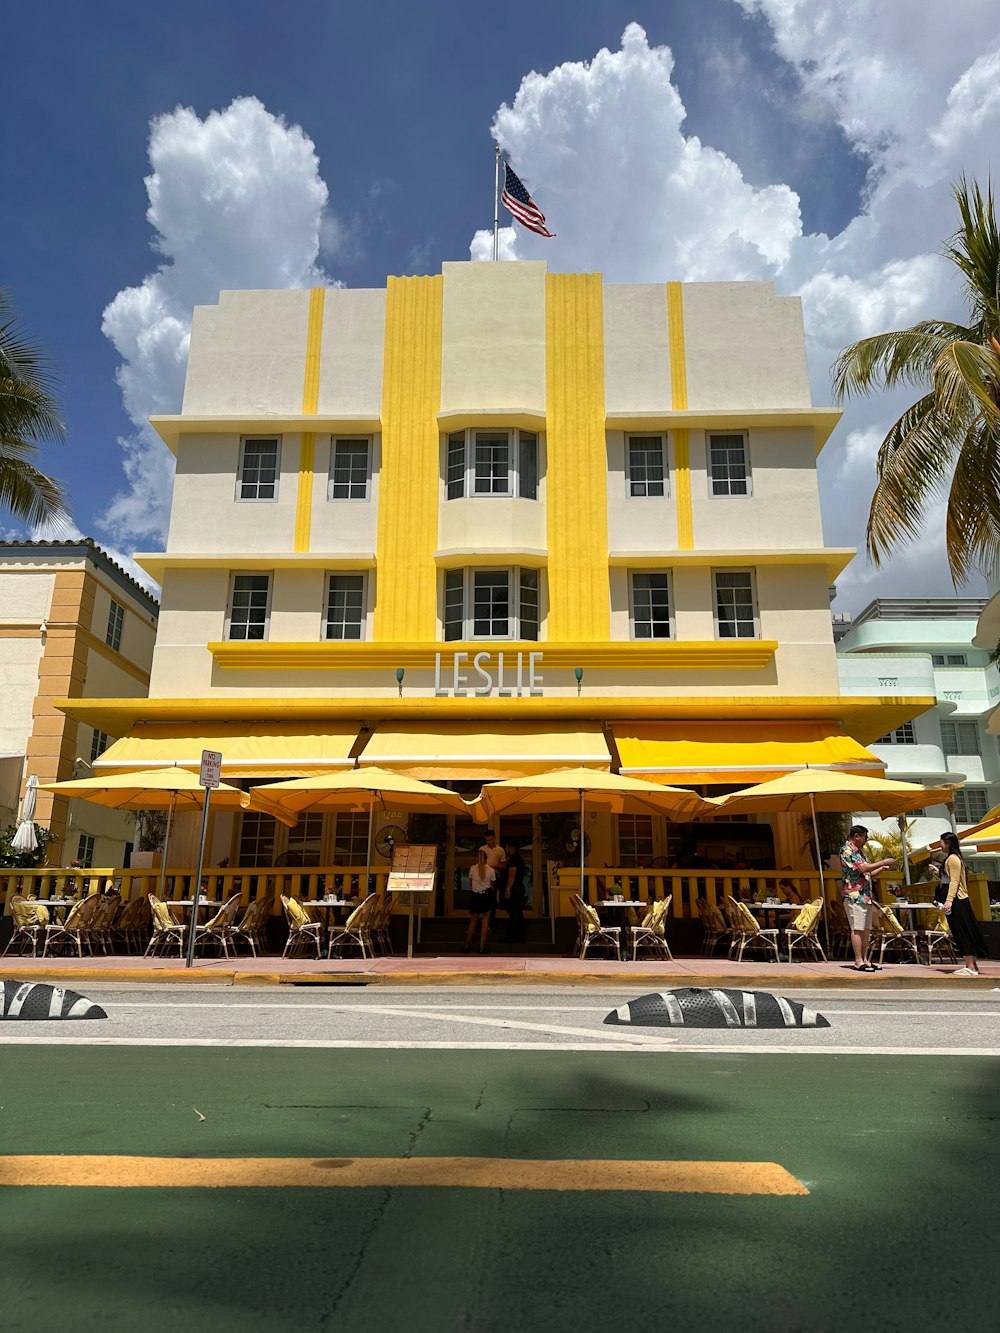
[868,902,921,965]
[145,893,187,958]
[231,896,271,957]
[281,895,322,959]
[630,895,673,961]
[3,894,50,957]
[724,896,780,963]
[113,895,151,954]
[369,893,394,955]
[826,895,851,959]
[572,893,621,961]
[193,892,242,958]
[785,898,827,963]
[42,892,102,958]
[918,904,958,964]
[86,893,122,955]
[327,893,378,960]
[696,897,730,956]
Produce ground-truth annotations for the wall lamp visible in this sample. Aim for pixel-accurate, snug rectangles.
[574,666,584,696]
[395,667,405,696]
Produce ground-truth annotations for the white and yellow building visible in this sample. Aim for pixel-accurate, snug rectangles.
[61,261,933,919]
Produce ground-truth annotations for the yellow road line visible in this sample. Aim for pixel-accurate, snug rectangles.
[0,1156,807,1194]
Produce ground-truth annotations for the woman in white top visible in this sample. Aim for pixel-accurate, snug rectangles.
[463,849,496,954]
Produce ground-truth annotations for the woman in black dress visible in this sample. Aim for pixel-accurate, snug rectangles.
[936,832,989,976]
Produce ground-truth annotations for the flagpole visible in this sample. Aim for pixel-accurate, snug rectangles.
[493,145,501,261]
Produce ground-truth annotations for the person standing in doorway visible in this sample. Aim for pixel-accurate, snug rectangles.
[839,825,895,972]
[501,838,527,945]
[481,829,507,933]
[464,849,496,954]
[936,832,989,976]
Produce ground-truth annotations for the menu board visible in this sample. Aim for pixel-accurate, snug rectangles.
[386,844,437,894]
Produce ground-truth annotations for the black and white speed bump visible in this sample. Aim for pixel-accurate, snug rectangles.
[0,980,107,1021]
[604,988,829,1029]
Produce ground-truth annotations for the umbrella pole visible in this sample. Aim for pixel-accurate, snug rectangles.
[899,814,911,887]
[365,791,375,898]
[809,795,829,942]
[158,792,177,901]
[579,791,586,904]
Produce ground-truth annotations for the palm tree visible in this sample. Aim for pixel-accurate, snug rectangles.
[832,178,1000,584]
[0,288,67,525]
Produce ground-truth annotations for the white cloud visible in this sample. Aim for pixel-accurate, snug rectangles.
[99,97,335,547]
[469,14,1000,607]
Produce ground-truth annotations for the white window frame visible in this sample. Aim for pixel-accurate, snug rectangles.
[328,437,372,502]
[878,723,916,745]
[708,431,752,497]
[444,428,540,501]
[615,814,656,867]
[625,435,668,499]
[442,567,541,642]
[76,833,95,868]
[954,787,990,825]
[629,570,673,640]
[941,720,981,756]
[323,572,368,641]
[236,436,281,502]
[713,568,759,640]
[237,810,278,866]
[90,728,110,764]
[106,598,125,652]
[225,571,272,642]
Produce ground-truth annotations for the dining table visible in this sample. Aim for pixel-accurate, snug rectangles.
[598,899,648,959]
[305,897,355,950]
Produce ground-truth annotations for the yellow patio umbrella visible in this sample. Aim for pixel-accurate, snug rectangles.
[41,766,296,897]
[475,767,714,932]
[957,805,1000,847]
[710,768,959,900]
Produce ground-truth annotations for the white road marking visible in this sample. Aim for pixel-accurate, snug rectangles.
[93,1002,1000,1016]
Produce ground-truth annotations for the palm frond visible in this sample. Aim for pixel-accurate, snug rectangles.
[831,324,969,401]
[944,418,1000,583]
[0,289,66,445]
[944,178,1000,330]
[865,395,957,564]
[0,453,67,527]
[932,340,1000,427]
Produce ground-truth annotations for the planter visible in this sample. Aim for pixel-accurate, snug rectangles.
[129,851,161,870]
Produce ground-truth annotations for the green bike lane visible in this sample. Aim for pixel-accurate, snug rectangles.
[2,1046,997,1331]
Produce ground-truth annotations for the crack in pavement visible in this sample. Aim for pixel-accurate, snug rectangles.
[404,1107,432,1159]
[318,1185,392,1329]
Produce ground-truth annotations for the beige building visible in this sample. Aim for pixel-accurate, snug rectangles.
[64,262,931,916]
[0,540,158,866]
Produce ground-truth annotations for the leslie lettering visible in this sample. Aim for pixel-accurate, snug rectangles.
[434,651,543,697]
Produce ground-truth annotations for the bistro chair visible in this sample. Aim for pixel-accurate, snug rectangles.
[113,895,151,954]
[630,895,673,961]
[281,895,322,959]
[826,895,851,959]
[87,893,122,955]
[696,898,730,956]
[3,894,49,957]
[919,904,958,965]
[868,902,921,966]
[193,892,242,958]
[231,896,272,957]
[785,898,827,963]
[42,892,102,958]
[327,893,378,960]
[370,893,394,955]
[724,896,780,964]
[145,894,187,958]
[572,893,621,961]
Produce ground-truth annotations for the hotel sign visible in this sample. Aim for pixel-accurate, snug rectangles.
[434,651,543,697]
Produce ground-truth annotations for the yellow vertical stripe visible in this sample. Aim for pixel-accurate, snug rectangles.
[293,288,326,552]
[374,275,443,641]
[667,282,693,549]
[545,273,609,641]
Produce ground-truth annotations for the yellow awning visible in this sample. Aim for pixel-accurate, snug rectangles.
[94,723,361,778]
[357,723,611,780]
[614,722,884,785]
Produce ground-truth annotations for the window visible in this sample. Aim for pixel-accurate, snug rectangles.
[226,574,271,641]
[877,723,916,745]
[238,812,277,866]
[443,567,540,642]
[709,433,750,496]
[285,812,324,867]
[626,436,666,498]
[954,787,990,825]
[76,834,95,869]
[932,653,967,667]
[941,721,981,756]
[329,438,371,500]
[714,570,757,639]
[445,429,539,500]
[90,729,110,764]
[334,812,370,864]
[630,572,672,639]
[237,437,280,500]
[324,574,366,641]
[106,599,124,652]
[617,814,655,867]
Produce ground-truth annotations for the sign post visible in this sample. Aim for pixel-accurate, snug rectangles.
[185,750,222,969]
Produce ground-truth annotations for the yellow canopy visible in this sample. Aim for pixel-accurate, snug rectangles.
[958,806,1000,848]
[614,722,883,784]
[476,766,714,821]
[711,768,958,819]
[93,723,360,778]
[357,723,611,780]
[261,766,469,818]
[41,766,297,826]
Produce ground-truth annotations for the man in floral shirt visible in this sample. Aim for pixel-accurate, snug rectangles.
[840,824,895,971]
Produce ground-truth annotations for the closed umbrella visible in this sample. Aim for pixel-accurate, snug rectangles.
[12,774,39,853]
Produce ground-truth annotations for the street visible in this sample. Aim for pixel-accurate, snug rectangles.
[3,986,999,1331]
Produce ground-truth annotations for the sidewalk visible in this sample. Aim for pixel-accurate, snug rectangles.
[3,952,998,988]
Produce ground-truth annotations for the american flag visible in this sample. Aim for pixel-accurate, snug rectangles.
[501,162,555,238]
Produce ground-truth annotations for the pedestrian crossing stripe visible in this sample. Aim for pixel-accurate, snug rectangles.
[0,1155,808,1194]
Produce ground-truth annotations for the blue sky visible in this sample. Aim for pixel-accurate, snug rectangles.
[4,1,998,606]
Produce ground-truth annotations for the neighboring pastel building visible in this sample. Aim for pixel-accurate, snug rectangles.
[60,263,931,918]
[837,597,1000,888]
[0,539,158,866]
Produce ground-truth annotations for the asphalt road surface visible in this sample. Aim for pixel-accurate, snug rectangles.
[3,986,999,1332]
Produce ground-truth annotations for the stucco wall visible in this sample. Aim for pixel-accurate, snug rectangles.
[316,288,385,416]
[603,283,672,414]
[182,290,312,415]
[168,432,301,552]
[440,261,546,413]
